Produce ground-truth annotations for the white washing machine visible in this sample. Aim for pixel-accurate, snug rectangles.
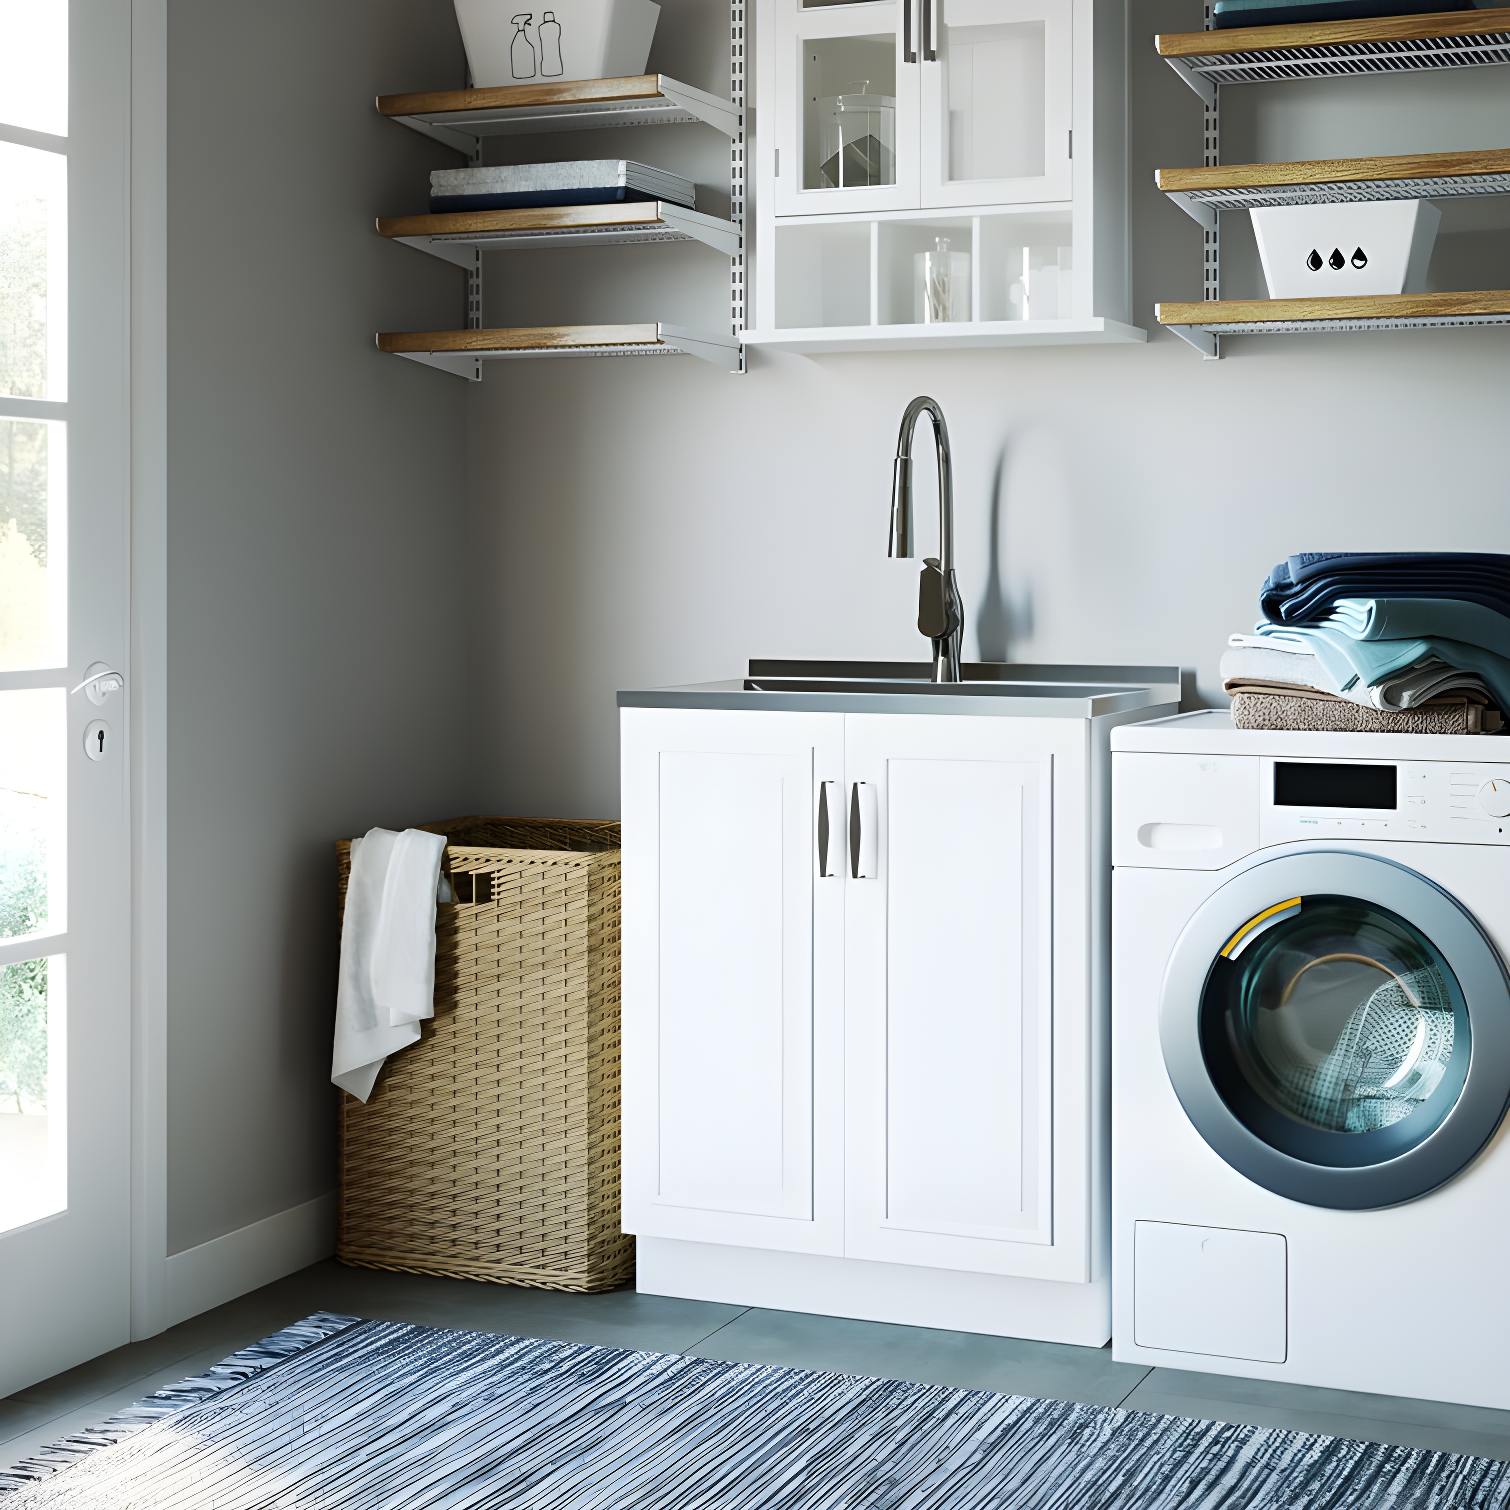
[1110,711,1510,1410]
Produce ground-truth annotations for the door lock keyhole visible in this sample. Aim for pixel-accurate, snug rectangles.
[83,720,111,762]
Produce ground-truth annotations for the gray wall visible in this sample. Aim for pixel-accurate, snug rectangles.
[464,0,1509,821]
[160,0,1508,1250]
[164,0,474,1253]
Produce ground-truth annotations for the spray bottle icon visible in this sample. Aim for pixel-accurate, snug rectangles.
[511,14,536,79]
[538,10,563,76]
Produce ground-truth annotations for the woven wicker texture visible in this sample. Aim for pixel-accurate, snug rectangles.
[335,816,632,1293]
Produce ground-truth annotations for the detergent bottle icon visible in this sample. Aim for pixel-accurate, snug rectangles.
[539,11,563,76]
[511,14,536,78]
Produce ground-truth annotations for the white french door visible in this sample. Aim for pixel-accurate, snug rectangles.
[0,0,132,1395]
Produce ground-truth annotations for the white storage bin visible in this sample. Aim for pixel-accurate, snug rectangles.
[1251,199,1440,299]
[455,0,660,86]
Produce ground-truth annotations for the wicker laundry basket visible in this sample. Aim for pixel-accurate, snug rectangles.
[334,815,632,1293]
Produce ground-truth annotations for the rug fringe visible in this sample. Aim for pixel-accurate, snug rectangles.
[0,1311,364,1496]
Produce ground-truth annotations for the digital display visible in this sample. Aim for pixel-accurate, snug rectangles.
[1274,762,1397,810]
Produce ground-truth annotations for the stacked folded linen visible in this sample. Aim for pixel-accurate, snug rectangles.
[1223,553,1510,735]
[430,161,696,213]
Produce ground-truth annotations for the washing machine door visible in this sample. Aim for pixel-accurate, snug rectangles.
[1161,850,1510,1209]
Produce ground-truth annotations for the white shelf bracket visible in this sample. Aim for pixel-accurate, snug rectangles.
[392,349,484,381]
[658,325,743,372]
[1166,57,1217,105]
[660,76,742,137]
[390,115,484,157]
[1166,188,1217,231]
[1167,323,1221,360]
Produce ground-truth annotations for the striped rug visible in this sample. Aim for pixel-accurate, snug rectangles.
[4,1313,1509,1508]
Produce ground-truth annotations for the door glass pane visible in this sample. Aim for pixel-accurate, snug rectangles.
[0,140,68,401]
[803,36,896,190]
[944,21,1044,181]
[0,953,64,1232]
[0,0,68,136]
[0,418,64,669]
[1202,895,1468,1155]
[0,688,64,942]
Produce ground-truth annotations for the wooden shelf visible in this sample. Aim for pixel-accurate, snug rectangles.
[376,322,741,378]
[1156,289,1510,355]
[377,202,741,262]
[375,74,739,152]
[742,319,1147,354]
[1155,7,1510,100]
[1156,147,1510,225]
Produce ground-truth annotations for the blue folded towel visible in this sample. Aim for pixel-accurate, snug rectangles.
[1255,622,1510,712]
[1261,554,1510,627]
[1213,0,1468,29]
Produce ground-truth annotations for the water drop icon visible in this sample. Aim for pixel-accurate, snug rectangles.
[1306,249,1324,271]
[1351,247,1368,269]
[1329,248,1346,270]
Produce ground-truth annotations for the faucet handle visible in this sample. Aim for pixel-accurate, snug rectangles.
[917,557,960,639]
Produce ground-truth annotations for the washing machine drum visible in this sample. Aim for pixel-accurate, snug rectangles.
[1161,850,1510,1209]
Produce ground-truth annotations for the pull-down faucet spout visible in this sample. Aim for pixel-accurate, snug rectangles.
[887,395,963,683]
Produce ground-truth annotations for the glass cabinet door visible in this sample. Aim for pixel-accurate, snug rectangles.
[919,0,1071,209]
[773,0,920,217]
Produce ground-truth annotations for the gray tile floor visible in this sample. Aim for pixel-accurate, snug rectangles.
[5,1260,1509,1476]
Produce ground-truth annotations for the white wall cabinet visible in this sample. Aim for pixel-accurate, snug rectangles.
[622,697,1126,1340]
[772,0,1071,219]
[748,0,1144,351]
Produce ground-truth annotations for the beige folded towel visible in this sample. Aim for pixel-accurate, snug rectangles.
[1228,683,1503,735]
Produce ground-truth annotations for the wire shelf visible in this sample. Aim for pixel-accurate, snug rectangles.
[1157,11,1510,100]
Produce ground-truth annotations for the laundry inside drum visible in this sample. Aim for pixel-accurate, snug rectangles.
[1214,895,1463,1134]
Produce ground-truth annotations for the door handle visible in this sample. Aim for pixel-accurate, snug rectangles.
[922,0,936,61]
[850,781,878,879]
[903,0,917,64]
[817,781,840,877]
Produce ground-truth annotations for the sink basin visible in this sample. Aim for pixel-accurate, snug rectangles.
[744,678,1128,698]
[619,661,1183,719]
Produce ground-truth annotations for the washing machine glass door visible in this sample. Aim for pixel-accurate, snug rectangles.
[1162,851,1510,1209]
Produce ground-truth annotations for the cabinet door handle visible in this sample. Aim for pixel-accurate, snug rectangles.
[922,0,936,61]
[850,781,878,879]
[903,0,917,64]
[817,781,839,877]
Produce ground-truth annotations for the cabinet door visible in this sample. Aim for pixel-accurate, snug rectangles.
[620,707,846,1255]
[772,0,921,217]
[843,714,1059,1274]
[919,0,1072,208]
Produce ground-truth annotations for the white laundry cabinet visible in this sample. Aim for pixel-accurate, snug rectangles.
[618,669,1177,1344]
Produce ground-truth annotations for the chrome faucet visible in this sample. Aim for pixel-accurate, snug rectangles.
[887,395,963,683]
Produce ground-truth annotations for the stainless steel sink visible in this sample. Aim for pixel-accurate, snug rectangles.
[618,661,1183,719]
[745,678,1129,698]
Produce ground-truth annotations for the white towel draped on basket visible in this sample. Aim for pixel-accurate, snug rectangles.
[332,827,450,1102]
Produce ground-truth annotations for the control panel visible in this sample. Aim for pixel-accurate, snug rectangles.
[1259,757,1510,848]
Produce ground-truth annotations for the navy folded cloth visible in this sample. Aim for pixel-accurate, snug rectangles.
[430,188,666,212]
[1261,553,1510,626]
[1213,0,1467,29]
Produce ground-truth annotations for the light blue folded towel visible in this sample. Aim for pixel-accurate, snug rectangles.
[1324,598,1510,660]
[1255,622,1510,711]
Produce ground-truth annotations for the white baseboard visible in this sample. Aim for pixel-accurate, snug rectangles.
[161,1192,337,1330]
[637,1237,1111,1347]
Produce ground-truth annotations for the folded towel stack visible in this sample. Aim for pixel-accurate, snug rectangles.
[430,161,696,214]
[1222,553,1510,736]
